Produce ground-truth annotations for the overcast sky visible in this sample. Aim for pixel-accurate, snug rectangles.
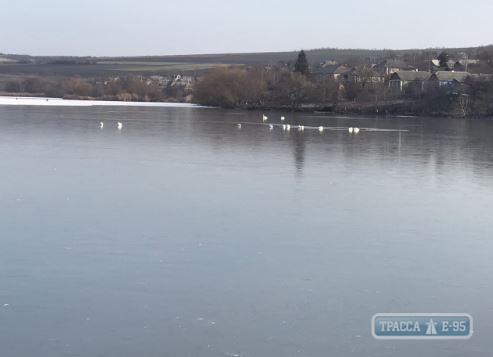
[1,0,492,56]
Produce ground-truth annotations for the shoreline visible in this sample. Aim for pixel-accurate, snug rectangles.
[1,96,491,119]
[219,102,493,119]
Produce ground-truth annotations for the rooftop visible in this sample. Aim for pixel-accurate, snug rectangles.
[431,71,471,82]
[390,71,431,81]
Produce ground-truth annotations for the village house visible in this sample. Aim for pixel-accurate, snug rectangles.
[333,66,354,81]
[148,75,171,86]
[430,53,480,72]
[431,59,466,72]
[320,59,338,66]
[170,74,194,91]
[373,59,418,76]
[429,71,472,87]
[313,61,388,87]
[388,71,432,92]
[312,63,354,81]
[352,66,385,84]
[315,57,420,85]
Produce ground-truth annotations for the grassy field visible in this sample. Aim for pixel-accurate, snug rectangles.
[0,62,221,77]
[95,46,484,66]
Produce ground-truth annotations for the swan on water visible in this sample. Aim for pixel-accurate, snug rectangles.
[298,125,305,131]
[99,122,104,129]
[282,124,286,130]
[286,124,291,131]
[348,127,353,133]
[354,127,360,133]
[262,114,268,121]
[117,122,123,130]
[237,123,242,129]
[318,126,324,132]
[281,116,285,121]
[269,124,274,130]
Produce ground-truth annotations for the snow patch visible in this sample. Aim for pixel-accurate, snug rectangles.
[0,96,202,108]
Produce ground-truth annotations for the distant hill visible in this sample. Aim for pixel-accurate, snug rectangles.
[0,45,491,77]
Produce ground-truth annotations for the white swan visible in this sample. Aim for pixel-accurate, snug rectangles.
[286,124,291,131]
[354,127,360,133]
[348,127,353,133]
[282,124,286,130]
[117,122,123,130]
[99,122,104,129]
[237,123,242,129]
[318,126,324,132]
[298,125,305,131]
[269,124,274,130]
[262,114,268,121]
[281,116,285,121]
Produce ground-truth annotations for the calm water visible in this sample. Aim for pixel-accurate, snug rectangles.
[0,105,492,357]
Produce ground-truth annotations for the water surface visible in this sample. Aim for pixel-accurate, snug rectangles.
[0,105,492,357]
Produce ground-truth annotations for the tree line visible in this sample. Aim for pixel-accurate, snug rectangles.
[3,76,191,102]
[194,51,340,110]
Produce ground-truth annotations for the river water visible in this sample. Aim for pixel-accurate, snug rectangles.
[0,105,492,357]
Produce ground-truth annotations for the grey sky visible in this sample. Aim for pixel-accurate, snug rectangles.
[1,0,492,56]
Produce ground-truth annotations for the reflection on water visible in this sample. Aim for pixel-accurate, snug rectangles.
[0,105,492,357]
[292,133,306,176]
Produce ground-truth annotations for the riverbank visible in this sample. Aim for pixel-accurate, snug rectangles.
[230,101,492,119]
[1,95,491,119]
[214,96,493,119]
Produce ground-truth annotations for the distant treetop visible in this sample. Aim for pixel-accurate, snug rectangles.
[437,51,450,68]
[294,50,310,76]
